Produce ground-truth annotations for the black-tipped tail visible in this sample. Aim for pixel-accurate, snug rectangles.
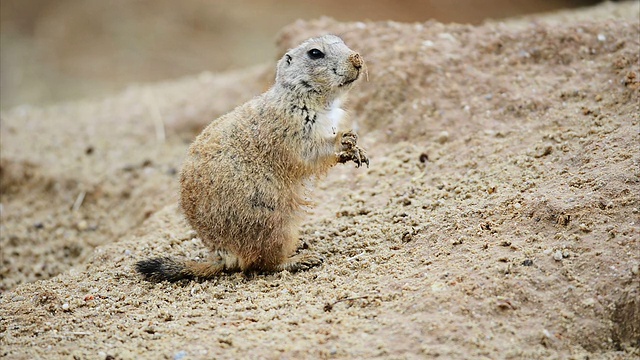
[135,257,193,282]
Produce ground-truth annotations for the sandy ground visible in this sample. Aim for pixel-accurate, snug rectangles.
[1,2,639,359]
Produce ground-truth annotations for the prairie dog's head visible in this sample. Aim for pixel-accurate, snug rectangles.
[276,35,363,97]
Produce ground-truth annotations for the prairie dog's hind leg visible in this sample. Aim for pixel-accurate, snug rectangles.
[277,253,324,273]
[245,228,323,273]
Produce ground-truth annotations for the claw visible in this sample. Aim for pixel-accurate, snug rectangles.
[337,145,369,169]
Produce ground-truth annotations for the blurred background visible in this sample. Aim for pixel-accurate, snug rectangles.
[1,0,602,110]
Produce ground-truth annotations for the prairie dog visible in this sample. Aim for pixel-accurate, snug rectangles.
[136,35,368,281]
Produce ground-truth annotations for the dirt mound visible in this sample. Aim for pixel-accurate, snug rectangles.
[1,2,639,359]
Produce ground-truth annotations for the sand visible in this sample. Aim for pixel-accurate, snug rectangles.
[1,2,639,359]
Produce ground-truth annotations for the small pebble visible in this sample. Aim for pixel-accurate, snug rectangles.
[513,202,522,210]
[553,250,563,261]
[436,131,450,144]
[174,351,187,360]
[431,281,447,292]
[597,33,606,42]
[422,40,435,47]
[77,220,88,231]
[62,303,70,311]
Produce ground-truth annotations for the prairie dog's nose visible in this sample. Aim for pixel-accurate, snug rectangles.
[349,53,363,70]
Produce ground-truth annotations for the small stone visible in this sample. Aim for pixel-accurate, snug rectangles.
[422,40,435,47]
[597,33,606,42]
[77,221,88,231]
[62,303,70,311]
[401,232,413,242]
[579,223,591,232]
[522,259,534,266]
[553,250,563,261]
[431,281,447,292]
[631,264,639,275]
[436,131,450,144]
[174,351,187,360]
[513,202,522,210]
[534,145,553,158]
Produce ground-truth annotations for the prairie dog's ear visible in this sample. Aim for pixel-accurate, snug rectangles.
[285,54,292,65]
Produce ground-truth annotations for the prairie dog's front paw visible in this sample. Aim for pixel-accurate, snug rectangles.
[338,146,369,168]
[341,131,358,149]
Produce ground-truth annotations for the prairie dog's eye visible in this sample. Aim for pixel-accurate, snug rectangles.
[307,49,325,60]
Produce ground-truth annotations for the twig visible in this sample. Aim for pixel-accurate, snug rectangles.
[146,90,165,143]
[346,251,366,261]
[72,191,86,212]
[68,331,92,336]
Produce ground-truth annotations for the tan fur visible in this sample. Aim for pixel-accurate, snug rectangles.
[136,35,368,281]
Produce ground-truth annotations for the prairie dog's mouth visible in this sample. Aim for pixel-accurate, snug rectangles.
[339,72,360,87]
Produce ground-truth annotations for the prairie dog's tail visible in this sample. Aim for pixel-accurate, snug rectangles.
[135,257,226,282]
